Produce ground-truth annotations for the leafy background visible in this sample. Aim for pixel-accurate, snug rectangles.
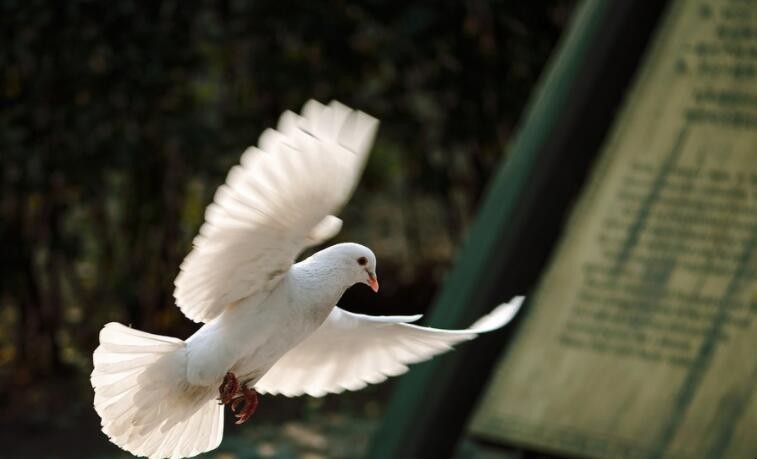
[0,1,574,457]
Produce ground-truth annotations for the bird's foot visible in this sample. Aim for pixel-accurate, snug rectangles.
[218,371,240,405]
[217,371,259,424]
[231,385,259,425]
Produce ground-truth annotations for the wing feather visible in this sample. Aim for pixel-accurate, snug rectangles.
[174,100,379,323]
[255,296,524,397]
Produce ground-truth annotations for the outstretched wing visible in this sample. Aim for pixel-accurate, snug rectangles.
[174,100,379,323]
[254,296,524,397]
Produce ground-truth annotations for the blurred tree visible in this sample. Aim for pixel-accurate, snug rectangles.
[0,0,573,423]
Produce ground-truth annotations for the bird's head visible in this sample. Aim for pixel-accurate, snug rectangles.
[321,242,379,292]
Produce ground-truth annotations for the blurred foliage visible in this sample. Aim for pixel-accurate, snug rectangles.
[0,0,573,444]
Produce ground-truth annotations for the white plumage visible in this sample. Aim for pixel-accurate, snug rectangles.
[173,100,375,323]
[91,100,523,459]
[255,299,523,397]
[93,324,223,459]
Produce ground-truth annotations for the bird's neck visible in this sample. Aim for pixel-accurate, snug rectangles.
[291,257,351,308]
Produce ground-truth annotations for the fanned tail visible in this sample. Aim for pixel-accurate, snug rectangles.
[91,323,224,459]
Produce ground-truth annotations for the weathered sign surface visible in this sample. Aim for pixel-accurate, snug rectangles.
[471,1,757,458]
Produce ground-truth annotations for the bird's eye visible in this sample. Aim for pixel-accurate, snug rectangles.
[357,256,368,266]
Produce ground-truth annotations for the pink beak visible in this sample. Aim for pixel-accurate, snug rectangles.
[367,273,379,293]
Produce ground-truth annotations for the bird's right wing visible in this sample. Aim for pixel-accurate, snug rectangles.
[254,296,524,397]
[174,100,378,323]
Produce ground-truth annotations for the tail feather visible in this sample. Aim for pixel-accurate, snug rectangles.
[92,322,224,459]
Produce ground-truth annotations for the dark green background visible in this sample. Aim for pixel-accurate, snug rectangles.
[0,1,573,457]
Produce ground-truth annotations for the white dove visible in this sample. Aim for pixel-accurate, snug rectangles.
[91,100,523,459]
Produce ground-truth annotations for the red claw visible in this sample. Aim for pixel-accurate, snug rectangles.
[218,372,240,405]
[233,386,259,425]
[217,371,259,424]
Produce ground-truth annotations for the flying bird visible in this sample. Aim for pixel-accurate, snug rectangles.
[91,100,523,459]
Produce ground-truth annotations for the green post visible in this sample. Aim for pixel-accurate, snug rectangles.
[366,0,647,457]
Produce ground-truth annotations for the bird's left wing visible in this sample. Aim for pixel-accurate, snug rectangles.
[254,296,524,397]
[174,100,378,323]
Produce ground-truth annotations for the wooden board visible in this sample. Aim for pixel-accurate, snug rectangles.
[470,1,757,458]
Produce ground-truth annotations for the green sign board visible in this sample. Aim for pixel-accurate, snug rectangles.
[471,1,757,458]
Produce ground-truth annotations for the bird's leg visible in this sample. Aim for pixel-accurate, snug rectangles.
[218,371,240,405]
[231,385,259,425]
[217,371,260,424]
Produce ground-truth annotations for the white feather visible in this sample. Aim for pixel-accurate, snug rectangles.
[91,323,223,459]
[254,296,524,397]
[173,100,378,323]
